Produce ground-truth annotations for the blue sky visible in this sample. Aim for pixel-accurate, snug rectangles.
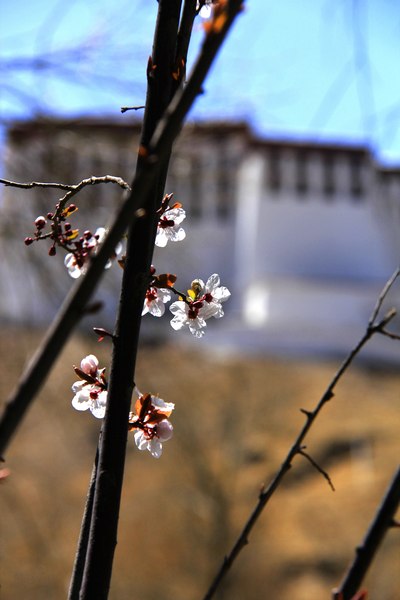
[2,0,400,164]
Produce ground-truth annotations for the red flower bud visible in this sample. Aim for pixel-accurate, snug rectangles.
[24,237,34,246]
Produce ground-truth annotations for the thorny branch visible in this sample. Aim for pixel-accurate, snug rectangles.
[202,267,400,600]
[332,466,400,600]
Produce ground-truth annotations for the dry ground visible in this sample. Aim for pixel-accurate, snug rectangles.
[0,327,399,599]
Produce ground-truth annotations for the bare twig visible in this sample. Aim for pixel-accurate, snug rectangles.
[379,329,400,341]
[368,266,400,326]
[298,447,336,492]
[0,175,130,202]
[120,105,145,113]
[332,466,400,600]
[202,269,400,600]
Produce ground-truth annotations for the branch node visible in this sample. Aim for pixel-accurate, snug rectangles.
[300,408,312,418]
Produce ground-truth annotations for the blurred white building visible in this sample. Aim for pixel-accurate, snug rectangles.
[1,118,400,358]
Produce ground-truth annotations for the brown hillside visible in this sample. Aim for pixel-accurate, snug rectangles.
[0,328,399,599]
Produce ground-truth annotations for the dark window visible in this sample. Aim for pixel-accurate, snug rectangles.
[267,147,281,192]
[190,156,202,219]
[216,153,233,220]
[323,153,335,198]
[296,150,308,195]
[350,155,363,198]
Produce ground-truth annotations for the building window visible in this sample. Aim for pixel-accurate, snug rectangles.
[350,154,363,199]
[267,147,281,192]
[216,153,233,220]
[322,153,335,198]
[190,155,202,219]
[296,149,308,195]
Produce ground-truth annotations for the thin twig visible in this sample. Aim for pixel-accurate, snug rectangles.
[0,175,130,192]
[332,466,400,600]
[379,329,400,341]
[202,269,400,600]
[120,105,145,113]
[298,447,336,492]
[368,266,400,326]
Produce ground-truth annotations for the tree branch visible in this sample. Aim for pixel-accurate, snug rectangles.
[73,2,245,598]
[332,466,400,600]
[0,175,130,193]
[202,269,400,600]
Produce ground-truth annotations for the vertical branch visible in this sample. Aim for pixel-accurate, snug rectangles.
[78,2,245,596]
[79,2,183,598]
[68,447,99,600]
[332,466,400,600]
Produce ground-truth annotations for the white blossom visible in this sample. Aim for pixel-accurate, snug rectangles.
[130,393,175,458]
[169,274,230,337]
[71,354,107,419]
[142,287,172,317]
[194,273,231,317]
[71,381,107,419]
[170,300,218,338]
[64,252,84,278]
[155,207,186,247]
[133,420,174,458]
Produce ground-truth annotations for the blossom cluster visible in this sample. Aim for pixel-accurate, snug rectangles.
[128,392,174,459]
[69,192,230,459]
[25,204,121,278]
[71,355,174,458]
[141,194,231,338]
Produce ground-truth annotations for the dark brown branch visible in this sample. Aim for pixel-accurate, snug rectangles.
[67,447,99,600]
[202,268,400,600]
[332,466,400,600]
[79,1,183,596]
[77,2,245,599]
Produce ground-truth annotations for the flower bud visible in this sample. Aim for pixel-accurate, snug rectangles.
[80,354,99,377]
[48,245,56,256]
[156,419,173,441]
[35,216,47,230]
[24,237,34,246]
